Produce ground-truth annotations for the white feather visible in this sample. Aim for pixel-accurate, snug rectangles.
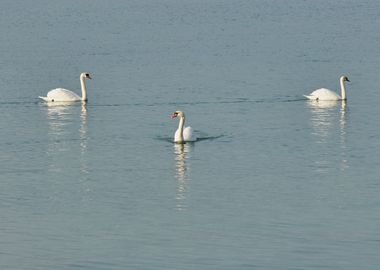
[175,126,197,142]
[172,111,198,143]
[304,88,341,101]
[40,88,81,102]
[39,72,90,102]
[304,76,349,101]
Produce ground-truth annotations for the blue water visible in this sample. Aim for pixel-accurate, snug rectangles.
[1,0,380,269]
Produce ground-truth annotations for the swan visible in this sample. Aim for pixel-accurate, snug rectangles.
[304,75,350,101]
[171,111,197,143]
[39,72,91,102]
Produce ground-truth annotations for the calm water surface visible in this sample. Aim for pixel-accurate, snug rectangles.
[1,1,380,269]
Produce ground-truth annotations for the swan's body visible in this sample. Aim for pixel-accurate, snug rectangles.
[40,72,91,102]
[174,126,196,142]
[40,88,82,102]
[304,75,350,101]
[172,111,197,143]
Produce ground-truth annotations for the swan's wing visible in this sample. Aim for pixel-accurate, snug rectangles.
[183,126,197,142]
[45,88,81,102]
[306,88,341,101]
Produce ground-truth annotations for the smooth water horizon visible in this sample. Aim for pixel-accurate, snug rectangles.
[1,0,380,269]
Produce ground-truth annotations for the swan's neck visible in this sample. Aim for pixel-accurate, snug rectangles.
[340,79,346,100]
[177,116,185,143]
[80,77,87,101]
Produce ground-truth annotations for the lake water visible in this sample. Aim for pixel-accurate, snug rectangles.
[1,0,380,269]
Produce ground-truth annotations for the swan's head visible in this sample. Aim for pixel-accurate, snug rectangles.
[171,111,185,119]
[80,72,92,79]
[340,75,350,82]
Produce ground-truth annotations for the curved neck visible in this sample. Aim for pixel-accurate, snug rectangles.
[177,116,185,143]
[340,78,346,100]
[80,76,87,101]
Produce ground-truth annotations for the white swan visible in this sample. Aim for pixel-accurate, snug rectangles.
[171,111,197,143]
[304,75,350,101]
[39,72,91,102]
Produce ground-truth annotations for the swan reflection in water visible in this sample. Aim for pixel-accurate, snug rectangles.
[339,101,349,171]
[307,100,340,141]
[44,102,89,174]
[174,143,192,211]
[79,103,88,156]
[307,100,348,171]
[43,102,93,203]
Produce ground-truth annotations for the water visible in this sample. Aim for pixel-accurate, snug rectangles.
[1,0,380,269]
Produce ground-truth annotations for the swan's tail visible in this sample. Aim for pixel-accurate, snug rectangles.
[303,94,317,100]
[39,96,49,102]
